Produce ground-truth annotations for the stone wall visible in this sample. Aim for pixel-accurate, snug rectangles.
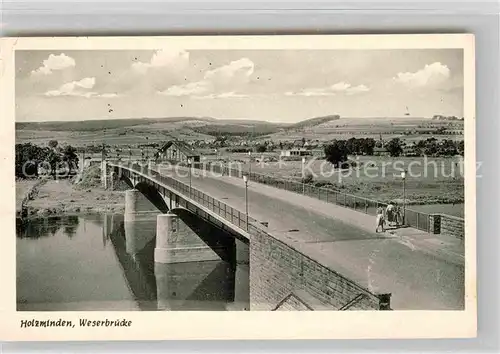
[248,223,386,311]
[429,214,442,234]
[440,214,465,240]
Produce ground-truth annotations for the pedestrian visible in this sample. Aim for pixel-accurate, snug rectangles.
[375,206,385,233]
[386,202,395,226]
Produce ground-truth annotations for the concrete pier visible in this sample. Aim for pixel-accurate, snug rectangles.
[124,189,160,254]
[154,212,220,264]
[101,160,108,189]
[226,242,250,311]
[155,261,231,311]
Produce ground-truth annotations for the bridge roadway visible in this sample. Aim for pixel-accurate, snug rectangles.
[124,164,465,310]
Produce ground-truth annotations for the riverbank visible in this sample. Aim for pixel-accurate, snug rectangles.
[22,179,125,219]
[19,166,126,219]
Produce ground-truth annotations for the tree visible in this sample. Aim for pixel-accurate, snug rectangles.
[361,138,376,155]
[15,143,49,178]
[324,140,348,167]
[256,144,267,153]
[439,139,458,156]
[385,138,403,157]
[62,145,79,173]
[48,140,59,150]
[46,150,61,179]
[424,137,439,156]
[457,140,464,156]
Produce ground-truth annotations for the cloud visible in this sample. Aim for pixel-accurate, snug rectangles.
[94,93,119,98]
[44,77,96,97]
[31,53,76,76]
[345,84,370,95]
[158,58,256,98]
[132,49,189,74]
[158,81,211,97]
[203,58,254,83]
[193,92,249,100]
[285,82,370,97]
[393,62,450,88]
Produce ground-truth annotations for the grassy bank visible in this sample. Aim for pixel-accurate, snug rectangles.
[21,166,125,219]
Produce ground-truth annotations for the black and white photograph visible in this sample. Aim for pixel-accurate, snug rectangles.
[1,34,476,340]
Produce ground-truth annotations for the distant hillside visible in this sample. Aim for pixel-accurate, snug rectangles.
[286,115,341,131]
[432,115,464,121]
[192,122,283,136]
[16,117,216,132]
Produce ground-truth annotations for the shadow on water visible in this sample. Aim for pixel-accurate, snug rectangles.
[16,213,249,311]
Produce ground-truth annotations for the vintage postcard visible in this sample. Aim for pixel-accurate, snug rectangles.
[0,34,476,341]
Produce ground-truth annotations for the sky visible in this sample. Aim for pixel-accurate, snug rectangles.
[15,49,464,123]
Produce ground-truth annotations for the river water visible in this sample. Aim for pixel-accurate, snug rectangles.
[16,213,250,311]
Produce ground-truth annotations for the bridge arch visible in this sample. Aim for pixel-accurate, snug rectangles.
[166,207,237,264]
[133,181,169,214]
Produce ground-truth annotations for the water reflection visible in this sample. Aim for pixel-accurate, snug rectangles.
[16,213,249,311]
[16,215,79,239]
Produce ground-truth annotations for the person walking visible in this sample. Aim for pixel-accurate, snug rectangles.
[375,206,385,233]
[386,202,395,227]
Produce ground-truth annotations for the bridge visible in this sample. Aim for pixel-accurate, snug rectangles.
[104,160,465,311]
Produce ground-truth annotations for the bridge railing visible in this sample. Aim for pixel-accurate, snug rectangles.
[111,160,437,234]
[190,162,433,233]
[118,162,257,232]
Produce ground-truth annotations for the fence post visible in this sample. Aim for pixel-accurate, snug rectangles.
[416,212,419,230]
[326,190,329,203]
[365,201,368,214]
[344,192,347,206]
[354,196,357,210]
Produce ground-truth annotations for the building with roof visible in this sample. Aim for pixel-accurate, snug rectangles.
[157,140,201,163]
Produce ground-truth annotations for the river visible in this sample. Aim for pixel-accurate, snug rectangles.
[16,213,250,311]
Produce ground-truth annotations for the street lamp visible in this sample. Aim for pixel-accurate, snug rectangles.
[401,170,406,225]
[243,175,249,230]
[188,158,193,196]
[248,151,252,176]
[302,157,306,195]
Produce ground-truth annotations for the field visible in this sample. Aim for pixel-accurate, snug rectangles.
[210,152,464,207]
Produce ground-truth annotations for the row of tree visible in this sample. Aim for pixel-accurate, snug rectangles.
[15,140,79,179]
[324,137,464,166]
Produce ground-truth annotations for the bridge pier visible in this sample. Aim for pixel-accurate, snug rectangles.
[101,160,108,189]
[154,212,221,264]
[226,241,250,311]
[124,189,160,254]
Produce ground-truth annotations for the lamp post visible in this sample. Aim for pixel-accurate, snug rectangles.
[401,170,406,225]
[188,158,192,197]
[243,175,249,230]
[302,157,306,195]
[248,151,252,176]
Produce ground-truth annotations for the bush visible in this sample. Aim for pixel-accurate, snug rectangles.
[302,173,314,184]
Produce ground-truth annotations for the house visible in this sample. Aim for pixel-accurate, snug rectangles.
[157,140,201,163]
[373,146,390,156]
[280,148,311,157]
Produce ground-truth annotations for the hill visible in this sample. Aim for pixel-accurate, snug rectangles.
[285,115,341,131]
[15,117,217,132]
